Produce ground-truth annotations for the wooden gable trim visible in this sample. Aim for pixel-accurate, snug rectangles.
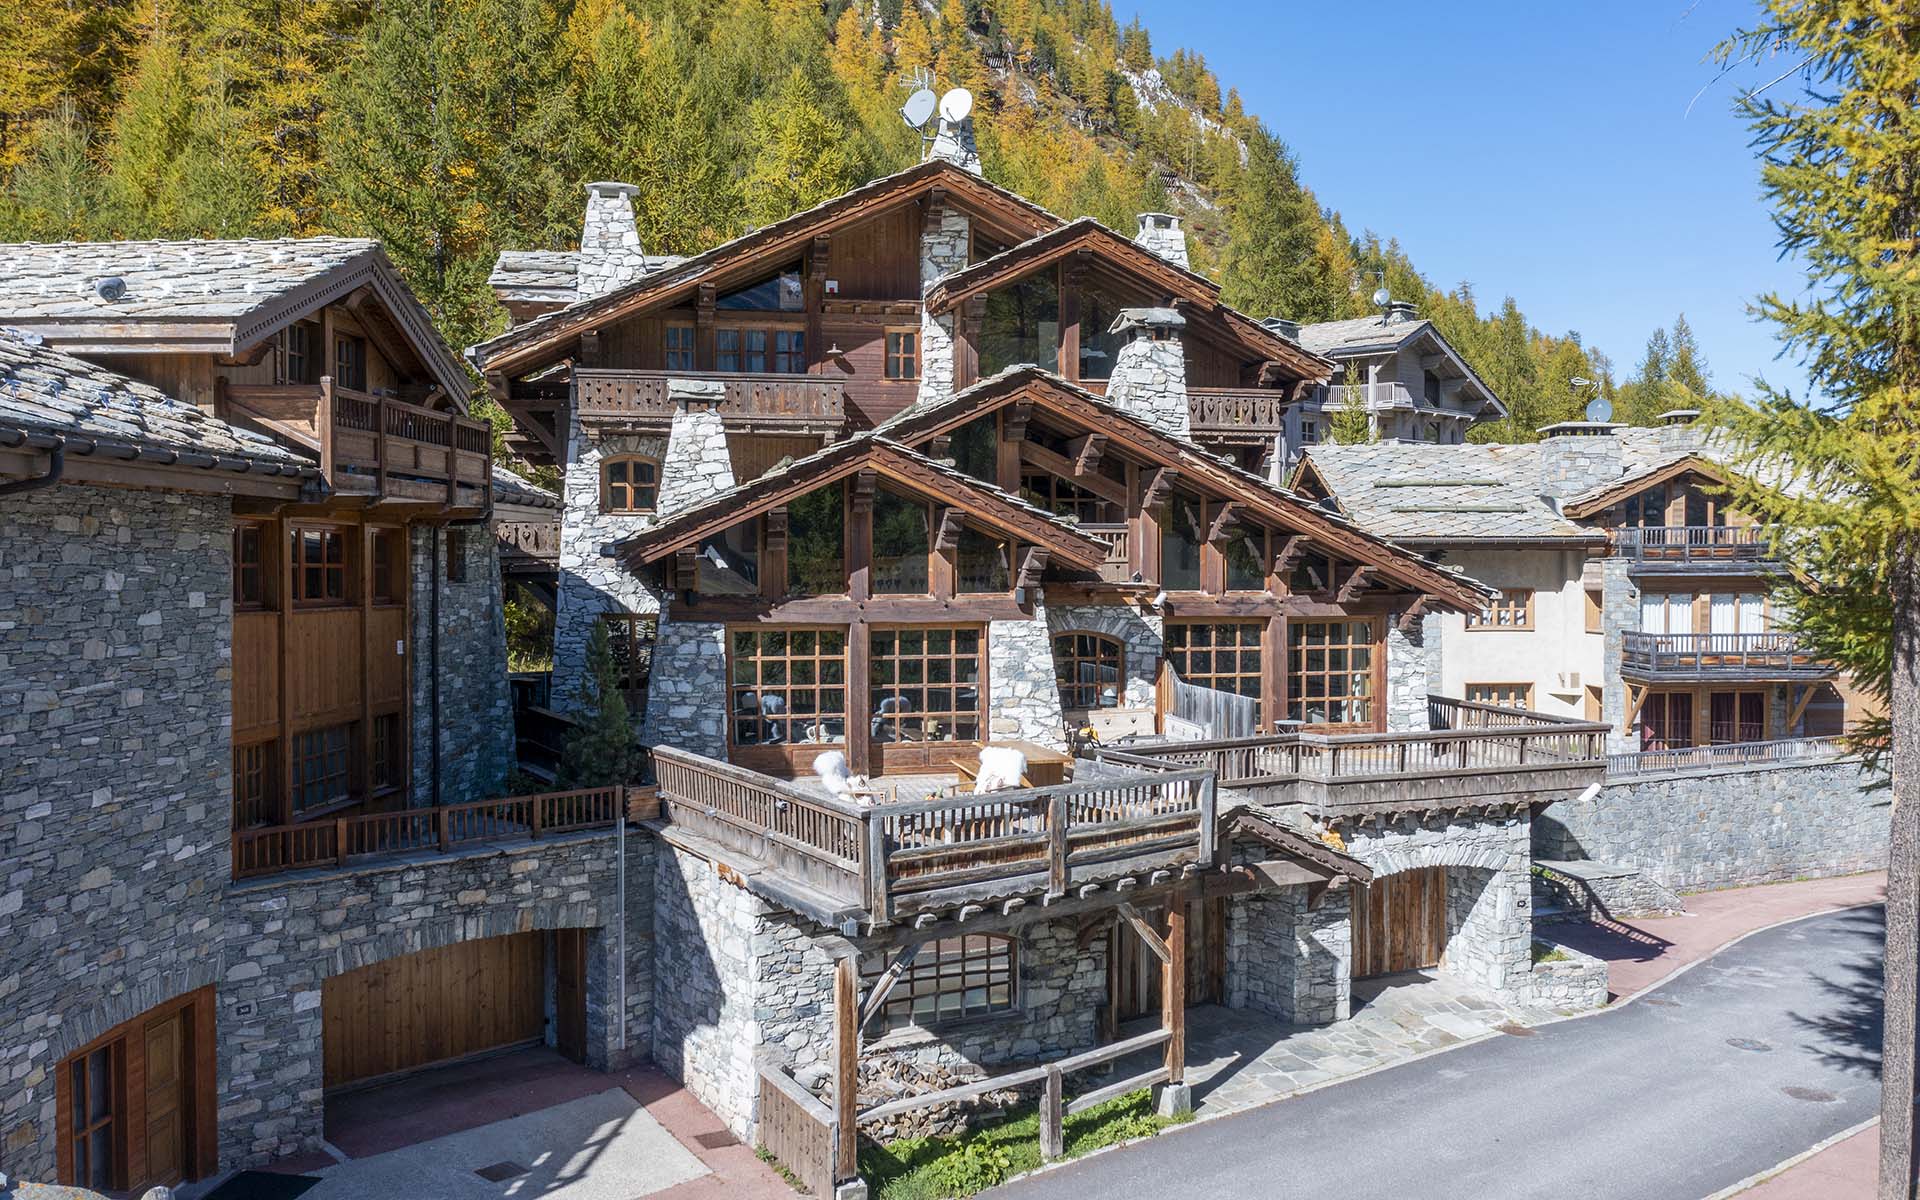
[1561,454,1734,519]
[475,161,1058,376]
[886,372,1488,611]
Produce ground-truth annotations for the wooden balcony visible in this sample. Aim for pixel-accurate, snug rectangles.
[1103,696,1609,824]
[230,785,640,880]
[1187,388,1289,441]
[573,368,845,434]
[225,379,493,509]
[1080,523,1134,582]
[1621,631,1834,681]
[650,748,1217,926]
[497,519,560,572]
[1615,525,1781,570]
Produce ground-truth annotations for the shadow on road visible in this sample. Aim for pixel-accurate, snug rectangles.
[1789,904,1886,1078]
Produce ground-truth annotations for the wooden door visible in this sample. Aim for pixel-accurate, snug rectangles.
[1351,868,1448,979]
[553,929,589,1064]
[141,1011,187,1188]
[322,932,545,1091]
[1111,898,1225,1022]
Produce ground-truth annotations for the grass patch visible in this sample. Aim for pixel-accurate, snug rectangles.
[859,1088,1191,1200]
[1532,943,1570,964]
[756,1146,805,1192]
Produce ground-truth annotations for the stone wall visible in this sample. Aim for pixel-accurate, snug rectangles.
[577,181,647,298]
[1538,432,1622,500]
[655,396,735,518]
[640,612,728,760]
[0,485,233,1182]
[221,831,654,1166]
[1528,937,1610,1012]
[987,607,1065,748]
[1384,610,1439,733]
[1044,602,1162,710]
[651,845,763,1137]
[409,522,513,807]
[1599,556,1637,753]
[1226,875,1352,1025]
[1103,334,1189,440]
[915,203,970,405]
[1534,757,1886,894]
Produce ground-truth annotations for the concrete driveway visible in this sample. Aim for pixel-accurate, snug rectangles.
[991,904,1886,1200]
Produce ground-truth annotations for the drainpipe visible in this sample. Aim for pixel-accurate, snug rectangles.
[0,443,63,497]
[617,807,628,1057]
[431,523,443,808]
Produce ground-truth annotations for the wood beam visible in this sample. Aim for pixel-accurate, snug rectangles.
[1016,546,1051,591]
[1787,683,1818,732]
[1396,596,1430,633]
[1141,466,1178,513]
[1117,903,1171,964]
[1163,894,1186,1086]
[933,506,965,552]
[1018,441,1128,505]
[1069,432,1107,478]
[833,955,859,1184]
[1335,565,1377,605]
[858,943,922,1032]
[1204,500,1241,546]
[1271,533,1305,577]
[1624,683,1649,729]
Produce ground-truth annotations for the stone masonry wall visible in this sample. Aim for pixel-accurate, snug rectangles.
[1103,336,1190,441]
[654,396,735,519]
[640,611,728,760]
[1600,556,1637,754]
[988,605,1065,748]
[1528,936,1610,1012]
[1044,602,1162,710]
[1384,610,1438,733]
[409,523,513,807]
[220,831,654,1166]
[0,485,232,1182]
[651,845,762,1137]
[916,203,970,405]
[1226,875,1352,1025]
[1534,757,1886,894]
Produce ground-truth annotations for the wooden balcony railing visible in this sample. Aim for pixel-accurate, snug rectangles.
[497,519,560,569]
[1187,388,1289,438]
[1103,695,1609,820]
[1620,631,1832,679]
[225,379,492,507]
[1615,525,1780,565]
[574,368,845,432]
[231,785,628,880]
[1080,523,1133,582]
[650,747,1216,922]
[1606,734,1851,779]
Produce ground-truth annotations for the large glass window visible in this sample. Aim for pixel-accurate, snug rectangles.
[1054,633,1124,709]
[69,1046,117,1191]
[730,628,848,748]
[1708,690,1766,744]
[696,518,761,596]
[948,415,997,484]
[1223,523,1266,591]
[872,488,930,594]
[978,274,1059,375]
[1166,622,1263,698]
[1161,492,1204,591]
[869,627,983,744]
[1075,281,1131,381]
[1641,691,1695,749]
[601,614,657,706]
[717,271,803,311]
[234,524,266,608]
[1022,472,1120,523]
[860,935,1015,1032]
[291,723,353,813]
[1288,619,1377,727]
[786,483,845,596]
[954,527,1010,594]
[1625,483,1669,528]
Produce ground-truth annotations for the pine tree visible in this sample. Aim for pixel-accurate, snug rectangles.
[1704,8,1919,1192]
[743,66,866,226]
[1118,15,1150,72]
[1328,363,1373,444]
[1216,127,1323,320]
[559,620,637,787]
[1667,313,1710,399]
[0,101,104,240]
[102,8,197,235]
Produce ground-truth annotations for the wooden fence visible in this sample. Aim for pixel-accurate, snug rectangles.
[756,1056,839,1199]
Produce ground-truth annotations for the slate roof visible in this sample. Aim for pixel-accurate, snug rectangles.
[491,463,561,509]
[1291,314,1434,357]
[0,237,379,320]
[488,249,688,303]
[1298,441,1599,544]
[0,330,316,478]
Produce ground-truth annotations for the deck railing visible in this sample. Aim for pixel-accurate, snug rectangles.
[756,1056,840,1198]
[574,368,845,431]
[1615,525,1779,564]
[1620,631,1831,678]
[1606,734,1851,778]
[231,785,626,879]
[650,747,1215,920]
[1187,388,1288,437]
[224,379,492,504]
[497,519,560,568]
[1080,523,1132,582]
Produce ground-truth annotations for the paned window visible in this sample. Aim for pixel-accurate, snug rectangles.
[334,334,368,390]
[1624,483,1669,528]
[284,322,319,384]
[370,528,401,604]
[290,528,347,606]
[665,324,695,371]
[861,935,1016,1032]
[1053,633,1123,710]
[872,488,930,595]
[979,274,1059,375]
[773,329,805,374]
[69,1046,117,1191]
[1641,691,1694,749]
[291,724,353,813]
[1166,622,1263,698]
[1708,690,1766,744]
[1288,619,1377,727]
[445,528,468,584]
[869,627,983,744]
[601,614,658,705]
[233,524,266,608]
[602,457,659,513]
[370,712,403,792]
[1465,682,1534,710]
[1161,492,1204,591]
[1467,589,1534,630]
[1021,472,1120,523]
[1223,523,1266,591]
[233,741,277,828]
[885,329,919,380]
[729,628,848,748]
[716,328,742,372]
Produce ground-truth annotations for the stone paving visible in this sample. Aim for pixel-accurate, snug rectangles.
[1122,972,1554,1119]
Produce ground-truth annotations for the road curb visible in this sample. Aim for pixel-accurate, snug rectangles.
[1698,1115,1880,1199]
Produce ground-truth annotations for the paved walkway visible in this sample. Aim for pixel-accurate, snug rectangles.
[994,904,1887,1200]
[1730,1120,1880,1198]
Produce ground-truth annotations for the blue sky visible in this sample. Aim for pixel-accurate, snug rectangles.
[1122,0,1815,401]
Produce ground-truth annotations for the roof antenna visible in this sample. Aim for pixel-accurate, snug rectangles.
[900,68,939,154]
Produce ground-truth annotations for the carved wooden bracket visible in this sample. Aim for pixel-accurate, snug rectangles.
[1272,533,1305,576]
[1395,596,1430,633]
[929,434,952,460]
[1068,433,1106,478]
[1003,399,1033,444]
[1016,546,1051,590]
[851,469,877,515]
[765,507,789,552]
[1141,467,1178,512]
[1335,565,1377,604]
[578,329,602,366]
[1205,501,1242,545]
[933,507,964,551]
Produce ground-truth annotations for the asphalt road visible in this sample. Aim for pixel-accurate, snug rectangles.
[992,905,1886,1200]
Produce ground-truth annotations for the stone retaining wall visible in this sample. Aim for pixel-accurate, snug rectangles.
[1534,757,1886,893]
[1529,937,1610,1012]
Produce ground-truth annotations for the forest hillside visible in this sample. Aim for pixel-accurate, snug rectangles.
[0,0,1719,438]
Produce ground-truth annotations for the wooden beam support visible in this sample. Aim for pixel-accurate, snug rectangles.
[833,955,859,1184]
[1395,596,1430,633]
[933,506,965,552]
[1335,565,1377,605]
[1141,466,1178,513]
[1016,546,1051,591]
[1019,441,1128,504]
[1204,500,1241,546]
[1163,894,1187,1085]
[858,942,922,1032]
[1068,432,1107,478]
[1787,683,1818,732]
[1272,533,1305,578]
[1117,902,1171,964]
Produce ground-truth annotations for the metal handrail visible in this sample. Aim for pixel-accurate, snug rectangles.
[1606,735,1851,778]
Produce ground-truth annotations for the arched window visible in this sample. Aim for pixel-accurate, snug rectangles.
[601,456,659,514]
[860,934,1016,1032]
[1054,632,1124,710]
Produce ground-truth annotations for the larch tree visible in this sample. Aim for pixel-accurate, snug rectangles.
[742,65,866,227]
[1704,6,1920,1195]
[0,101,103,241]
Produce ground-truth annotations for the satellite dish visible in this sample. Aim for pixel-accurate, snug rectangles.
[901,88,937,130]
[939,88,974,122]
[1371,286,1391,308]
[1585,396,1614,424]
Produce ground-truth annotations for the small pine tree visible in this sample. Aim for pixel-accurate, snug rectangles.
[559,620,636,787]
[1328,363,1374,444]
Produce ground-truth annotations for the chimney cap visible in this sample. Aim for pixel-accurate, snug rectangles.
[1137,212,1182,231]
[1537,421,1624,438]
[1109,307,1185,336]
[1657,408,1702,426]
[1385,299,1418,323]
[1263,316,1301,341]
[586,181,641,198]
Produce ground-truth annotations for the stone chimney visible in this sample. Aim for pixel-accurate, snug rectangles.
[1104,308,1190,440]
[1134,213,1189,270]
[655,379,736,518]
[578,181,647,298]
[1537,421,1624,500]
[1384,299,1418,324]
[927,114,982,174]
[1262,316,1302,342]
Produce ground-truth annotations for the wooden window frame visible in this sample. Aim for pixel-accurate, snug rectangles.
[333,333,368,391]
[1584,587,1603,634]
[369,527,403,605]
[66,1042,120,1192]
[601,455,660,515]
[289,526,350,608]
[445,527,468,584]
[868,626,986,765]
[861,934,1017,1034]
[290,722,355,816]
[369,711,404,794]
[1287,616,1383,731]
[1054,632,1125,711]
[233,523,270,610]
[1465,682,1534,710]
[233,739,279,829]
[283,321,319,385]
[56,988,215,1193]
[726,627,850,772]
[664,323,696,371]
[1467,589,1534,631]
[1165,621,1264,701]
[600,613,658,708]
[884,327,920,380]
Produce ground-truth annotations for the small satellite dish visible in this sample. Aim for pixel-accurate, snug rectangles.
[94,276,126,303]
[1371,286,1391,308]
[901,88,937,130]
[1585,396,1614,424]
[939,88,974,122]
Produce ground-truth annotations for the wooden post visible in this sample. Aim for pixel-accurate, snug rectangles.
[438,805,450,853]
[1046,791,1069,898]
[848,616,872,777]
[531,793,543,840]
[318,376,336,485]
[1039,1064,1064,1160]
[335,816,349,868]
[832,955,860,1186]
[1162,894,1186,1086]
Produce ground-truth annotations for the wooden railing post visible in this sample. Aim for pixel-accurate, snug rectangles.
[832,956,860,1187]
[531,794,544,841]
[335,816,348,868]
[1163,894,1187,1094]
[1040,1064,1064,1160]
[1046,791,1069,898]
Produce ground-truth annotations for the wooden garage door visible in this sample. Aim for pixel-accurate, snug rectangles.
[1351,867,1447,980]
[322,933,545,1091]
